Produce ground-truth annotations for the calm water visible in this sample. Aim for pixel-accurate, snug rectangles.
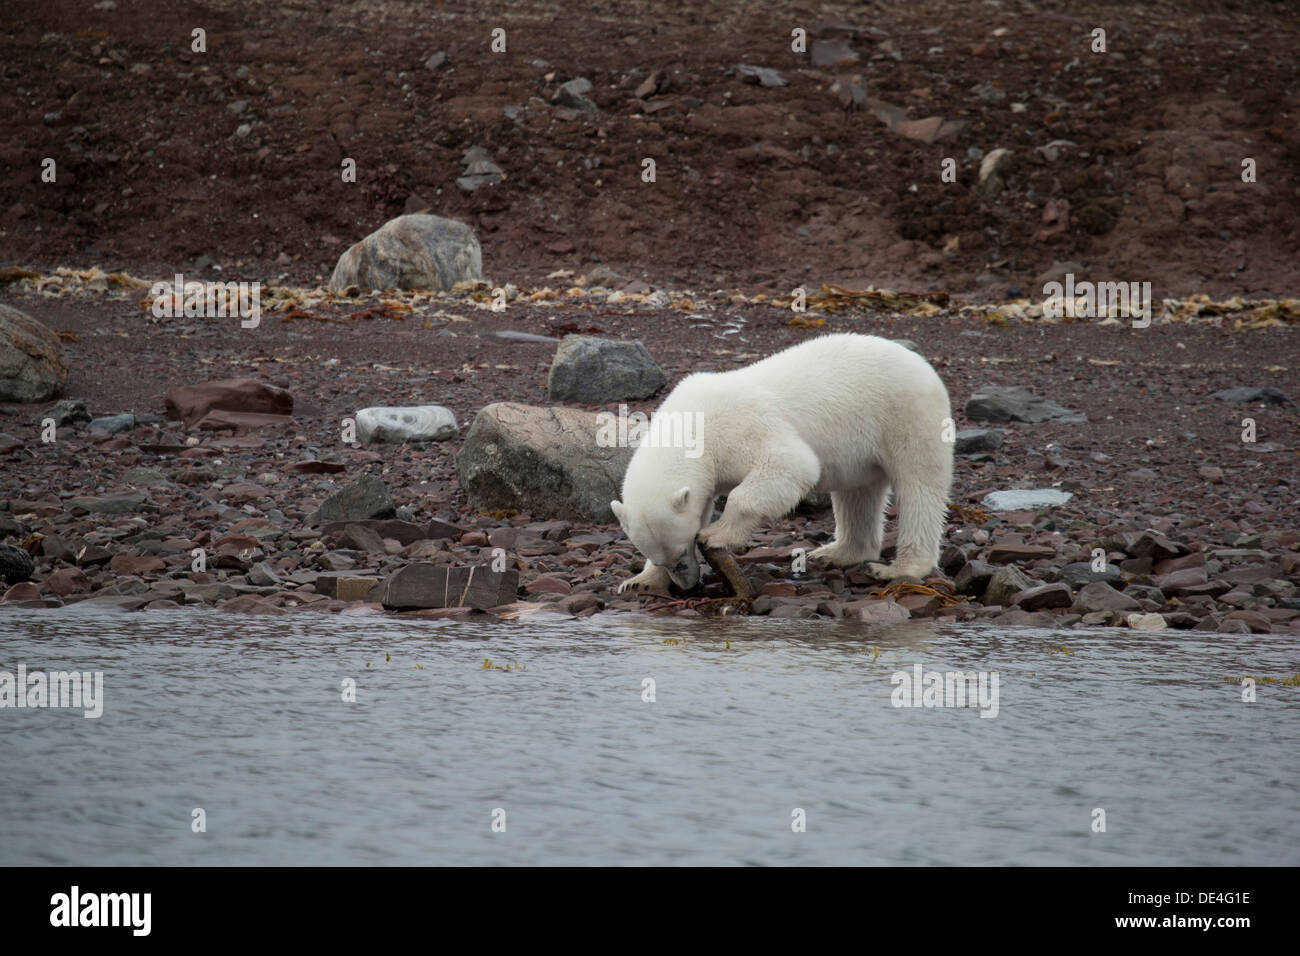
[1,606,1296,866]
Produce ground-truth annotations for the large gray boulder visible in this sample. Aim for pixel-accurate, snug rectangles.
[547,335,667,403]
[328,214,482,293]
[0,304,68,402]
[455,402,633,522]
[965,385,1085,423]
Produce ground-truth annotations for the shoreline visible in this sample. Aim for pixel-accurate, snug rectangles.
[2,272,1296,634]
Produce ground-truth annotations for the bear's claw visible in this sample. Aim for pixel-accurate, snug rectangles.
[617,564,673,594]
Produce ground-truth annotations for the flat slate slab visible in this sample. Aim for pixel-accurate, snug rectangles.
[375,563,519,610]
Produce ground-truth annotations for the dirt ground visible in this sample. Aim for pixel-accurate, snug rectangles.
[3,0,1299,299]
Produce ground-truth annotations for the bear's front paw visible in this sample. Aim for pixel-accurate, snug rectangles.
[616,564,672,594]
[697,521,748,552]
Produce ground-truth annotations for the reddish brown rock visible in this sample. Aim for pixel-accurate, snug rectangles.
[164,378,293,429]
[1157,567,1209,593]
[987,543,1057,564]
[45,567,91,596]
[896,592,942,615]
[196,410,293,431]
[2,581,41,601]
[556,591,603,616]
[1154,552,1207,575]
[526,574,573,596]
[217,594,287,615]
[1221,610,1272,634]
[108,554,167,576]
[285,460,347,474]
[322,519,433,546]
[219,482,271,503]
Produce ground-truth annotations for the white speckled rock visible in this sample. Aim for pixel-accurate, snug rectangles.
[355,405,458,443]
[981,489,1073,510]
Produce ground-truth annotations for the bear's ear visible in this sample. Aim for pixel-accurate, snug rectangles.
[610,499,627,526]
[671,486,691,512]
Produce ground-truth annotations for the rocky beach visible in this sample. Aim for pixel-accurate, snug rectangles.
[1,0,1298,636]
[1,269,1296,636]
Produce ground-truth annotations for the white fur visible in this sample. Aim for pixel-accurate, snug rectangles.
[611,333,953,592]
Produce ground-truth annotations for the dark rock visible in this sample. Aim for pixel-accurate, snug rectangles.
[1010,583,1073,610]
[337,523,387,553]
[43,398,91,426]
[1208,387,1291,405]
[1128,531,1187,561]
[983,565,1036,606]
[737,64,788,87]
[1071,581,1140,614]
[65,491,156,514]
[939,543,967,575]
[1060,561,1123,587]
[987,543,1057,564]
[553,77,598,111]
[547,335,667,403]
[965,385,1085,423]
[88,413,137,434]
[954,559,996,595]
[426,518,465,539]
[312,474,396,524]
[954,428,1004,454]
[246,562,283,587]
[0,543,35,584]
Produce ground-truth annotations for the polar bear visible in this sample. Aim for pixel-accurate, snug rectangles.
[610,333,953,593]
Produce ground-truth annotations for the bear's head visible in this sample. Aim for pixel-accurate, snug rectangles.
[610,485,703,590]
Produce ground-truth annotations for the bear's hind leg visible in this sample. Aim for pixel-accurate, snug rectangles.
[866,468,949,581]
[809,473,889,566]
